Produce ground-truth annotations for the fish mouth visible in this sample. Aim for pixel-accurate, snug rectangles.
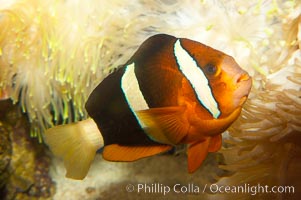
[233,74,252,107]
[236,73,250,83]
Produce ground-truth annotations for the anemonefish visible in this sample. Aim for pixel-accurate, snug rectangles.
[45,34,252,180]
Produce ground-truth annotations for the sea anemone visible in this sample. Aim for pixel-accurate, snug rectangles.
[216,2,301,198]
[0,0,162,141]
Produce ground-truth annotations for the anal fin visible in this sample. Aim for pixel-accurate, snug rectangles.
[103,144,172,161]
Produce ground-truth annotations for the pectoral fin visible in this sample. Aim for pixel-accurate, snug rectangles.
[187,139,210,173]
[136,106,189,145]
[103,144,172,161]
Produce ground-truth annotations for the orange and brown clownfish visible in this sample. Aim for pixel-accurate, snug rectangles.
[45,34,252,180]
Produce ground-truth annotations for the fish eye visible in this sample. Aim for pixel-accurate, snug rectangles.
[204,64,217,76]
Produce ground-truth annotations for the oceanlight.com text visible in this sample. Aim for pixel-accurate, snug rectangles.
[208,183,294,196]
[125,183,295,196]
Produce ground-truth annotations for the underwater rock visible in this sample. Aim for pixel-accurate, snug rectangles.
[0,100,14,193]
[0,100,55,200]
[0,122,12,193]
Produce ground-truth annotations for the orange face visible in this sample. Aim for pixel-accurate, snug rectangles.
[179,38,252,120]
[202,55,252,118]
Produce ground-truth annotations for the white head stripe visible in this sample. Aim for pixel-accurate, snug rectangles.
[173,39,220,119]
[121,63,149,127]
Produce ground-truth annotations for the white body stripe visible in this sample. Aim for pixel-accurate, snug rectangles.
[174,39,220,119]
[121,63,149,127]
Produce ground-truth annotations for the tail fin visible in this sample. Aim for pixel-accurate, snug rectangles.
[44,118,103,180]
